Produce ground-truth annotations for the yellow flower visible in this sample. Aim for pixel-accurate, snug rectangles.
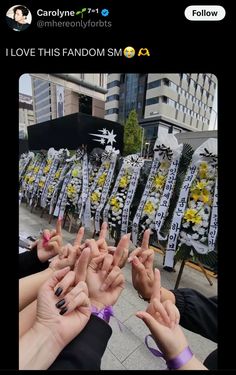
[44,165,50,174]
[119,175,129,188]
[91,191,100,203]
[48,185,54,194]
[184,209,202,224]
[28,176,35,184]
[38,180,45,188]
[153,175,166,189]
[33,166,39,173]
[110,197,120,212]
[199,162,208,179]
[190,190,201,201]
[97,173,107,187]
[72,169,79,178]
[143,200,155,215]
[195,181,207,190]
[200,189,212,205]
[103,162,110,169]
[67,184,76,195]
[55,169,61,179]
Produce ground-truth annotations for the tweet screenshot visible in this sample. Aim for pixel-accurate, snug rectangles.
[0,0,232,371]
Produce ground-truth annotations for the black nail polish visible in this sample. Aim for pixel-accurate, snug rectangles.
[55,287,63,297]
[59,306,68,315]
[55,299,65,309]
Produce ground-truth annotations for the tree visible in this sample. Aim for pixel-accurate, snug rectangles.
[123,110,142,156]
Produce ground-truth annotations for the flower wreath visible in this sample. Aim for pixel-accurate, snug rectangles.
[83,147,118,233]
[53,147,89,220]
[132,135,183,246]
[104,154,144,241]
[164,139,218,269]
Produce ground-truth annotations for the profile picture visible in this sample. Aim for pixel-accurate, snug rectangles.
[6,5,32,31]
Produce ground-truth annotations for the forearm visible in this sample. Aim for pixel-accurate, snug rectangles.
[178,355,207,370]
[19,268,53,311]
[19,322,62,370]
[19,300,37,337]
[160,287,176,304]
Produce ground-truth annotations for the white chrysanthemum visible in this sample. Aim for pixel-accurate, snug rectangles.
[182,222,190,228]
[202,221,209,228]
[192,233,199,240]
[198,227,206,235]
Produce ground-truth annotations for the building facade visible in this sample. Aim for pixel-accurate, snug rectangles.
[105,73,217,155]
[19,93,35,138]
[31,73,108,124]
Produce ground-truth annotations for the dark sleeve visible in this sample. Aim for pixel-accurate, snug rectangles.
[48,315,112,370]
[19,247,49,279]
[172,288,217,343]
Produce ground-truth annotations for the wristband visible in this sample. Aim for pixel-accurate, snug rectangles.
[91,305,114,323]
[145,334,193,370]
[166,346,193,369]
[91,305,124,332]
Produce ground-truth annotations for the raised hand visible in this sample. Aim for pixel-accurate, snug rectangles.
[36,267,91,348]
[37,218,63,262]
[129,229,155,300]
[49,243,77,271]
[108,233,131,268]
[136,269,187,363]
[73,226,85,257]
[86,254,125,310]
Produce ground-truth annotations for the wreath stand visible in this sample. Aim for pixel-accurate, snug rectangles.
[174,259,213,289]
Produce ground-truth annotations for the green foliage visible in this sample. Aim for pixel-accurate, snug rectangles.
[123,110,142,156]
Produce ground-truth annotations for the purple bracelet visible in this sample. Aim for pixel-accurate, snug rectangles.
[91,305,114,323]
[145,334,193,370]
[91,305,124,331]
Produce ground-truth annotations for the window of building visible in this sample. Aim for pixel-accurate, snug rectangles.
[79,94,92,115]
[106,108,119,115]
[107,94,120,102]
[146,97,159,106]
[107,80,120,89]
[147,80,161,90]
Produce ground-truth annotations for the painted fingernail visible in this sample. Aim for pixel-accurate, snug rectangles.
[55,299,65,308]
[55,287,63,297]
[59,306,68,315]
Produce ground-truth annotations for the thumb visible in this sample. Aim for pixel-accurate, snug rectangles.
[136,311,164,338]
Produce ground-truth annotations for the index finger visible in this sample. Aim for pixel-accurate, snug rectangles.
[113,234,130,266]
[151,268,161,301]
[74,226,85,247]
[98,222,108,240]
[56,217,62,235]
[74,247,91,282]
[141,229,151,251]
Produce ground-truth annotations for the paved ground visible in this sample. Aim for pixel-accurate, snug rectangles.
[19,204,217,370]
